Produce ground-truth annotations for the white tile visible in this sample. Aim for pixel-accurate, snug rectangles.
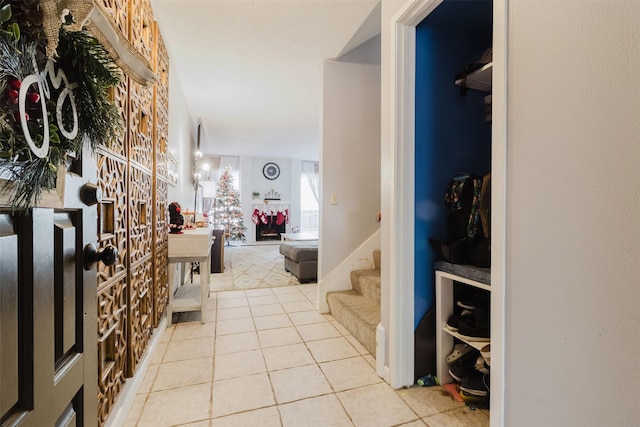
[137,383,211,426]
[319,357,383,392]
[149,340,168,365]
[282,300,316,313]
[213,406,281,427]
[216,306,252,321]
[262,343,315,371]
[253,314,293,330]
[216,317,256,335]
[269,364,333,404]
[276,292,308,303]
[421,406,490,427]
[216,290,247,299]
[213,349,266,380]
[248,295,280,306]
[245,288,275,297]
[296,322,341,342]
[138,363,159,394]
[288,310,329,326]
[306,337,359,363]
[257,327,302,348]
[152,357,213,392]
[171,321,216,341]
[396,385,465,418]
[214,331,260,355]
[279,394,353,427]
[217,297,249,309]
[250,303,285,317]
[338,383,418,427]
[345,335,370,355]
[163,337,214,362]
[212,373,275,418]
[330,320,351,336]
[272,286,301,295]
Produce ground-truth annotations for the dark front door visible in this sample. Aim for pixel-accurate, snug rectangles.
[1,151,104,427]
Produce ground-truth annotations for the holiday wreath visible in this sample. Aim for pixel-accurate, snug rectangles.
[0,0,123,209]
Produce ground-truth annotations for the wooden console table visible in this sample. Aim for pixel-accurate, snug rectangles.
[167,228,213,324]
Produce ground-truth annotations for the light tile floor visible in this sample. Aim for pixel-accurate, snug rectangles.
[124,284,489,427]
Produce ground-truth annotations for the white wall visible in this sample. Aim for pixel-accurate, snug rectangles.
[239,156,299,242]
[166,58,195,210]
[504,1,640,425]
[320,35,381,279]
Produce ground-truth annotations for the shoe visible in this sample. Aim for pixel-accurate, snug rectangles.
[480,344,491,366]
[457,304,490,341]
[459,390,489,407]
[457,319,490,341]
[448,351,478,382]
[445,343,474,364]
[456,298,479,311]
[474,356,490,374]
[445,311,473,332]
[449,362,475,383]
[460,372,489,397]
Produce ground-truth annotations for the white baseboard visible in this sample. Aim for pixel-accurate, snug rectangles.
[104,315,168,427]
[376,322,386,379]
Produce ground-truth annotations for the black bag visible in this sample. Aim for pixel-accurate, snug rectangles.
[445,175,483,241]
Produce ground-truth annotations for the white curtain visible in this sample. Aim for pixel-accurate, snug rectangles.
[302,161,320,204]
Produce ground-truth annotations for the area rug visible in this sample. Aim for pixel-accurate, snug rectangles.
[211,243,311,291]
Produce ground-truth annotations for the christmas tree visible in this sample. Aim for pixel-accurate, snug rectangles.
[213,166,247,242]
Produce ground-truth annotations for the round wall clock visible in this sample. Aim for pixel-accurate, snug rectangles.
[263,162,280,180]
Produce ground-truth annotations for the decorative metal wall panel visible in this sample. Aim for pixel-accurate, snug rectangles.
[97,277,127,426]
[154,25,170,180]
[97,154,128,286]
[155,179,168,247]
[99,0,129,39]
[128,166,153,265]
[127,258,154,375]
[129,0,155,65]
[105,79,129,160]
[129,81,154,170]
[153,243,168,327]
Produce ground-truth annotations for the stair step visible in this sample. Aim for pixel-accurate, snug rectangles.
[350,268,380,294]
[326,290,380,356]
[373,249,381,270]
[359,273,381,306]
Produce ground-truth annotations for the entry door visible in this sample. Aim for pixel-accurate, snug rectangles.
[1,151,102,426]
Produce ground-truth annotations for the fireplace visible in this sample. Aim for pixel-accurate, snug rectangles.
[256,215,286,241]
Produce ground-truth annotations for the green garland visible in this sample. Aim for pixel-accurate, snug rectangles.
[0,2,122,209]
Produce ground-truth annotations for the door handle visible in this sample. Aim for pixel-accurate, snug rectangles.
[83,243,117,270]
[80,182,102,206]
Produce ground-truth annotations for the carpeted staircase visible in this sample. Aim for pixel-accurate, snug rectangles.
[326,250,381,356]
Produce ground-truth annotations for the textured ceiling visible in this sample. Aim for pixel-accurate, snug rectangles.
[150,0,380,161]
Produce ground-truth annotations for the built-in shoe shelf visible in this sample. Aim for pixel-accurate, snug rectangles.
[435,262,491,384]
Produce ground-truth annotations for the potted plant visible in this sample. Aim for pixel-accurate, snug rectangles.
[252,191,260,200]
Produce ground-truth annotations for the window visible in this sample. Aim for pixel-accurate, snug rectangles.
[300,162,319,233]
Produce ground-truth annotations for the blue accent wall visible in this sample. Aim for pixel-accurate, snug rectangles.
[414,0,492,328]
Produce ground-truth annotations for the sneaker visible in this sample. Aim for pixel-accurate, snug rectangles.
[460,372,489,397]
[457,319,490,341]
[445,311,474,332]
[448,351,478,382]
